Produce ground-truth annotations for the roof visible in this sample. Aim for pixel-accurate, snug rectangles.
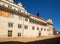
[53,29,57,32]
[30,14,46,21]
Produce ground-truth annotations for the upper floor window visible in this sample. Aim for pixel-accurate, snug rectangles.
[29,18,36,24]
[18,24,22,28]
[47,29,49,31]
[41,28,43,31]
[8,22,13,28]
[32,26,35,30]
[37,27,39,30]
[25,18,28,21]
[24,25,28,29]
[29,18,34,23]
[44,28,46,31]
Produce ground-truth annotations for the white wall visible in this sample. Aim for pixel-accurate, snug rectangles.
[0,0,53,37]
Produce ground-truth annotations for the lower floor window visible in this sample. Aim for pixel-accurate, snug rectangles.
[8,30,12,37]
[18,33,21,37]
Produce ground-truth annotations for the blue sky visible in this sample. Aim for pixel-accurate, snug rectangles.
[14,0,60,31]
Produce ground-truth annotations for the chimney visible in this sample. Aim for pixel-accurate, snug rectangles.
[37,12,40,17]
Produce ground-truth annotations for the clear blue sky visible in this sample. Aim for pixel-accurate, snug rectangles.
[14,0,60,31]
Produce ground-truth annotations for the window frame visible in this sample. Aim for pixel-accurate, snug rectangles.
[18,24,22,29]
[37,27,39,30]
[8,30,12,37]
[8,22,13,28]
[41,28,43,31]
[24,25,28,29]
[18,33,21,37]
[32,26,35,30]
[25,18,28,21]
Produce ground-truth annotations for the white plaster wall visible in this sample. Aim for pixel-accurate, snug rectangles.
[0,0,53,37]
[0,14,24,37]
[0,14,53,38]
[23,18,49,37]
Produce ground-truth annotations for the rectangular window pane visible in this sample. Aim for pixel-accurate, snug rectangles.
[32,26,35,30]
[25,18,28,21]
[29,18,36,24]
[18,24,22,28]
[41,28,43,31]
[18,33,21,37]
[44,28,46,31]
[37,27,39,30]
[47,29,49,31]
[8,22,13,28]
[24,25,28,29]
[8,30,12,37]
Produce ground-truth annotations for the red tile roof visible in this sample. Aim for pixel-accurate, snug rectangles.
[30,14,46,21]
[53,29,57,32]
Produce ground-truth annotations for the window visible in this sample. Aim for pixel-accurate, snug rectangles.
[8,22,13,28]
[8,30,12,37]
[24,25,28,29]
[47,29,49,31]
[41,28,43,31]
[18,24,22,28]
[32,26,35,30]
[44,28,46,31]
[30,18,34,23]
[29,18,36,24]
[25,18,28,21]
[37,27,39,30]
[18,33,21,37]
